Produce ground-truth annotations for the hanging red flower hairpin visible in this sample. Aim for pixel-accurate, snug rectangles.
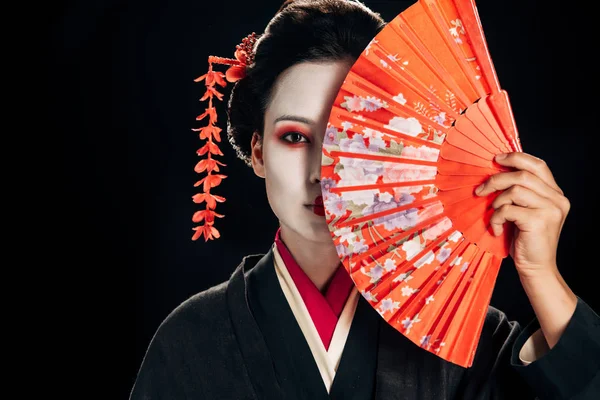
[191,33,258,241]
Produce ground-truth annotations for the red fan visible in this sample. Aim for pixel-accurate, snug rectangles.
[321,0,521,367]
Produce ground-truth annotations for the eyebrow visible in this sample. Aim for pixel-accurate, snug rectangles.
[273,114,316,126]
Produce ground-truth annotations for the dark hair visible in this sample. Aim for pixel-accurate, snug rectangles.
[226,0,386,167]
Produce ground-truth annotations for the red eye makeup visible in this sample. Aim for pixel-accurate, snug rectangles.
[274,123,312,145]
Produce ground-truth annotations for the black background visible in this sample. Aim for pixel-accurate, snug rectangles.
[50,0,596,397]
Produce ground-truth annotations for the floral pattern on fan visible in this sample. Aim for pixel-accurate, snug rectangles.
[321,0,520,368]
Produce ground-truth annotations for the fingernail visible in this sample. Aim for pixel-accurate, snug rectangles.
[495,153,507,161]
[475,184,484,195]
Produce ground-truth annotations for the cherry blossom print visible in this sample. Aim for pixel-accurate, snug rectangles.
[384,116,423,137]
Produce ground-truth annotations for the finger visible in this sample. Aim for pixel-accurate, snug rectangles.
[476,169,558,203]
[493,152,563,195]
[491,184,555,210]
[488,204,536,237]
[476,169,570,215]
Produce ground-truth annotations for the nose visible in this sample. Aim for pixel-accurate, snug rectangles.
[309,159,321,184]
[309,140,322,184]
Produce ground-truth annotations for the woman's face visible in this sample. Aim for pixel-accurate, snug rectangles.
[251,60,351,244]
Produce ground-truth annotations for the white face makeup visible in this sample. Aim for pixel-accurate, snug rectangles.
[251,60,351,245]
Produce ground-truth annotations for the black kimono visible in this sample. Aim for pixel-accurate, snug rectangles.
[130,247,600,399]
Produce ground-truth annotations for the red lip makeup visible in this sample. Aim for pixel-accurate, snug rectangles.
[311,195,324,216]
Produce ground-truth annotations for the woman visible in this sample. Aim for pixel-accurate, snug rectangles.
[130,0,600,398]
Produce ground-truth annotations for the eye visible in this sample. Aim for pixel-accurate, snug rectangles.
[281,132,309,144]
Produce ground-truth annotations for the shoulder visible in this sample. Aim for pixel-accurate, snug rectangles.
[155,280,230,343]
[152,252,267,344]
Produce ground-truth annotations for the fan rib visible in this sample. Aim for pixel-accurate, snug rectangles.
[350,212,446,264]
[332,107,443,148]
[334,197,441,229]
[369,47,461,120]
[453,0,501,94]
[365,225,454,297]
[385,238,471,339]
[328,151,438,166]
[330,179,437,193]
[391,17,472,106]
[421,0,487,99]
[343,79,451,136]
[449,252,501,363]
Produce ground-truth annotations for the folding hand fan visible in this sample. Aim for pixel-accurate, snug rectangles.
[322,0,522,368]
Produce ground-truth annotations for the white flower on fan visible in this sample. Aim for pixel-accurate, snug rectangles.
[325,193,348,217]
[364,38,378,56]
[337,164,379,188]
[341,121,353,131]
[358,159,385,176]
[420,335,432,348]
[418,202,445,223]
[384,116,422,137]
[378,192,393,203]
[434,342,446,353]
[402,237,423,261]
[363,199,419,231]
[387,53,400,62]
[433,112,447,125]
[363,127,383,138]
[380,59,389,69]
[414,250,434,269]
[400,145,440,162]
[423,218,452,241]
[339,133,368,154]
[341,190,376,206]
[351,238,369,255]
[401,285,417,297]
[382,164,436,184]
[425,295,435,305]
[461,262,470,273]
[368,136,386,152]
[448,230,463,242]
[436,246,451,264]
[450,19,465,44]
[383,258,397,273]
[401,313,422,334]
[362,96,388,111]
[449,19,465,37]
[450,256,462,267]
[361,290,377,302]
[320,177,336,196]
[393,271,414,283]
[393,93,407,105]
[335,243,349,257]
[362,264,384,284]
[341,95,364,112]
[377,298,401,316]
[334,226,356,244]
[324,126,339,145]
[395,192,416,206]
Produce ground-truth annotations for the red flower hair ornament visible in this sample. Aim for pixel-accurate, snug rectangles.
[191,32,258,241]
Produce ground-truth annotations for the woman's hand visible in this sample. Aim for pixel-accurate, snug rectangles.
[475,152,570,279]
[475,152,577,349]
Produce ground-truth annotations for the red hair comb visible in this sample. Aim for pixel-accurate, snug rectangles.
[191,33,258,241]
